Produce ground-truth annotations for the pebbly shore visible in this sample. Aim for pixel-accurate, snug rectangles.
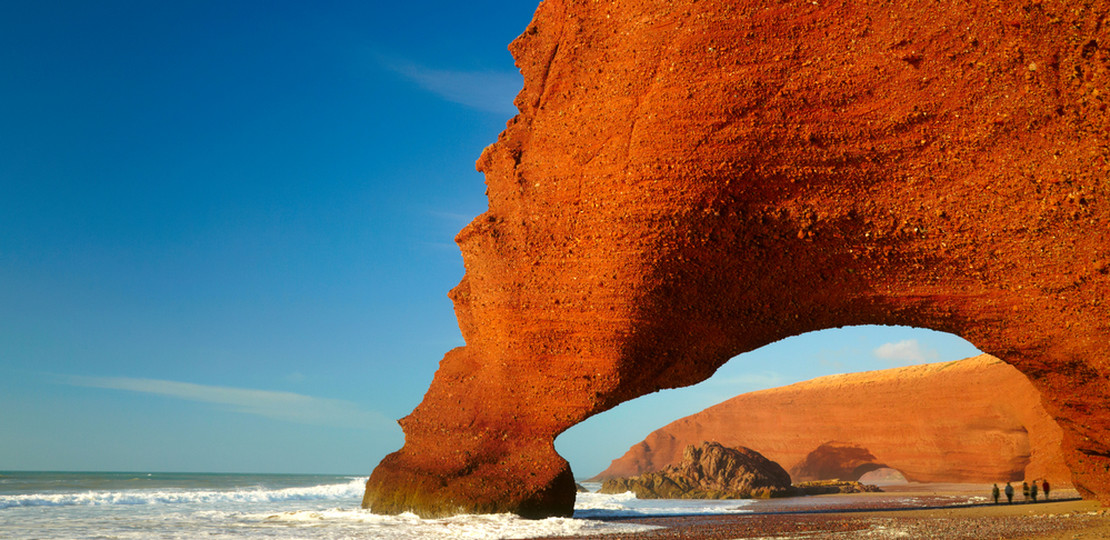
[532,485,1110,539]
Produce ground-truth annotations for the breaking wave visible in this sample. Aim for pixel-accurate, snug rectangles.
[573,489,756,518]
[0,476,365,509]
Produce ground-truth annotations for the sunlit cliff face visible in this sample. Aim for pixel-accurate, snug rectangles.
[366,0,1110,518]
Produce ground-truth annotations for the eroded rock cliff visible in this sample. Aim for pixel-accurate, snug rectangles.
[365,0,1110,518]
[595,355,1071,485]
[599,441,793,499]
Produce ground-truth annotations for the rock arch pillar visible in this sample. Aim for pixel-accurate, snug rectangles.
[364,0,1110,517]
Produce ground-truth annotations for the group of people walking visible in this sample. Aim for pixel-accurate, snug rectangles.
[991,480,1050,504]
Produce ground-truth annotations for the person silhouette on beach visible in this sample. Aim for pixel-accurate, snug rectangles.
[991,484,1000,504]
[1005,482,1014,503]
[1031,481,1038,502]
[1043,480,1050,500]
[1022,481,1030,502]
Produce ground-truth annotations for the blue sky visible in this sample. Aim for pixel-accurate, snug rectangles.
[0,1,981,476]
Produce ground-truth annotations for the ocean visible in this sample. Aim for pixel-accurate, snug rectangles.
[0,472,757,539]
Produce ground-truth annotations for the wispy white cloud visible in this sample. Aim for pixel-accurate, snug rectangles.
[381,57,522,115]
[63,375,388,430]
[873,339,939,365]
[427,209,479,225]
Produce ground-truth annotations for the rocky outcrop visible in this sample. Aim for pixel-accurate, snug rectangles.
[599,442,793,499]
[365,0,1110,518]
[793,480,884,495]
[596,356,1071,485]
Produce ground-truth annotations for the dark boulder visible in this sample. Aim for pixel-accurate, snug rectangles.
[600,442,793,499]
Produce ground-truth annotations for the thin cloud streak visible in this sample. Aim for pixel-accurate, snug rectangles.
[427,209,478,224]
[63,375,387,430]
[382,57,522,115]
[873,339,939,365]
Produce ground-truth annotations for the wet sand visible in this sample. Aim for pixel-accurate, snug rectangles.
[542,484,1110,539]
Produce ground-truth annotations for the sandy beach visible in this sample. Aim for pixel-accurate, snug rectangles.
[536,484,1110,539]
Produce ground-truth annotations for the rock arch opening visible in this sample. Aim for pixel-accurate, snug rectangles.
[792,443,889,484]
[363,0,1109,519]
[555,325,982,480]
[573,326,1070,494]
[858,468,909,487]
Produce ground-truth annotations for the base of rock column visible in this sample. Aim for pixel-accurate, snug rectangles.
[363,444,577,519]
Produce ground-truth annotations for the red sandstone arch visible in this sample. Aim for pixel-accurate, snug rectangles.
[364,0,1110,518]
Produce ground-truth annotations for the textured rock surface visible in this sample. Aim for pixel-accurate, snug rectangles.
[791,442,889,483]
[595,355,1072,485]
[365,0,1110,517]
[599,442,793,499]
[793,480,885,495]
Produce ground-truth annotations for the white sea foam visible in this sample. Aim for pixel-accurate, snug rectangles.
[0,475,707,539]
[243,509,660,539]
[573,489,755,518]
[0,476,365,509]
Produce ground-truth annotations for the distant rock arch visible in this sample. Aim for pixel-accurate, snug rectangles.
[364,0,1110,518]
[791,442,888,483]
[591,355,1071,488]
